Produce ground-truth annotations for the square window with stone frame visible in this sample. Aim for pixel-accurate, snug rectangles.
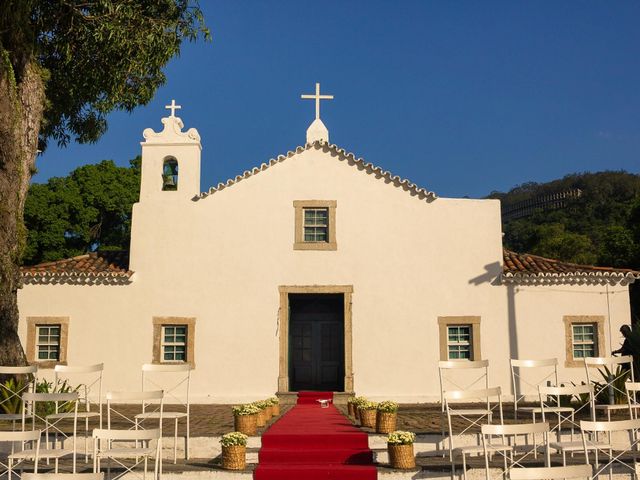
[572,323,597,359]
[304,208,329,242]
[162,325,188,362]
[293,200,337,250]
[36,324,61,361]
[447,325,472,360]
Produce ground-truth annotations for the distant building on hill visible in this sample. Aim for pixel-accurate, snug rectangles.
[501,189,583,222]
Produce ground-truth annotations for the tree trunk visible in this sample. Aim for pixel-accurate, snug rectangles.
[0,52,45,367]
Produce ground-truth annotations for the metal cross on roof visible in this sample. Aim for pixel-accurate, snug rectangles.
[165,99,182,117]
[301,83,334,120]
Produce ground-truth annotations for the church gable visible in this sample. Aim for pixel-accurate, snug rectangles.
[194,141,437,204]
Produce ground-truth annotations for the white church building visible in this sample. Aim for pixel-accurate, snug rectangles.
[18,88,640,403]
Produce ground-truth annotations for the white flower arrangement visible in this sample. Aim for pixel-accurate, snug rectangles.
[347,396,356,405]
[232,404,260,416]
[377,401,398,413]
[361,401,378,410]
[387,431,415,445]
[267,396,279,405]
[220,432,248,447]
[353,396,368,406]
[252,400,270,410]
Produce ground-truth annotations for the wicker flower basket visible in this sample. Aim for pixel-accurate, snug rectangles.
[234,414,257,436]
[388,443,415,469]
[360,408,376,428]
[376,411,397,434]
[256,408,267,427]
[348,403,356,417]
[272,403,280,416]
[222,445,246,470]
[265,405,273,420]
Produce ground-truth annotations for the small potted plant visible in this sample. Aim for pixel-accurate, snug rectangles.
[232,404,260,436]
[387,430,416,469]
[353,396,368,422]
[268,396,280,416]
[347,397,357,417]
[220,432,248,470]
[253,401,269,427]
[359,401,378,428]
[376,401,398,433]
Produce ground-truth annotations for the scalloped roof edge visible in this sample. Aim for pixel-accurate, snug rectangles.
[194,141,437,202]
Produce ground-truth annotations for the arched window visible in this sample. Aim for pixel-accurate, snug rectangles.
[162,157,179,191]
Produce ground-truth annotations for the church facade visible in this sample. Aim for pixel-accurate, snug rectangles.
[17,97,640,403]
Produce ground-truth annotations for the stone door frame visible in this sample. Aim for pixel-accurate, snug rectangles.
[277,285,354,393]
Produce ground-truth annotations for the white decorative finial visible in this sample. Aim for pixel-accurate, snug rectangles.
[165,99,181,117]
[301,83,333,120]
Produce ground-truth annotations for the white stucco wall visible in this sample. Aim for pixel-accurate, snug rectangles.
[17,144,634,404]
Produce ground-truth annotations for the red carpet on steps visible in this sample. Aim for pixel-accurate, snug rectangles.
[254,391,377,480]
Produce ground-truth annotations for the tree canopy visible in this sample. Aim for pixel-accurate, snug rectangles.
[0,0,209,367]
[23,158,140,265]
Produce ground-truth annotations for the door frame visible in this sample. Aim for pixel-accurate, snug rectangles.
[277,285,354,393]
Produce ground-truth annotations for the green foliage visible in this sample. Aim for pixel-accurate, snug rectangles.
[23,158,140,264]
[591,366,631,405]
[493,171,640,269]
[35,378,78,417]
[0,377,27,414]
[1,0,210,149]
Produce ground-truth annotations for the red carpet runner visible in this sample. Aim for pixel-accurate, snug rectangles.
[254,391,377,480]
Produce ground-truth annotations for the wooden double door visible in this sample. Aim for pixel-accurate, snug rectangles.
[289,294,345,392]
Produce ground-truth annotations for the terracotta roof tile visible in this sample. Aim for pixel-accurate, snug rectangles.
[503,249,640,284]
[21,251,132,285]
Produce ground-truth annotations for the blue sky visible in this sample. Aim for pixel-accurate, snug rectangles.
[35,1,640,198]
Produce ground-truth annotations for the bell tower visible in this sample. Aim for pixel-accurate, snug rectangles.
[139,100,202,201]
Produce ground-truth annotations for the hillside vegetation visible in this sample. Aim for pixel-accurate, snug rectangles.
[488,171,640,269]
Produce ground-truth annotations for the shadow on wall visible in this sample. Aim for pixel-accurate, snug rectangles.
[468,261,518,393]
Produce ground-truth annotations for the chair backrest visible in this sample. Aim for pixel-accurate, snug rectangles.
[92,428,161,441]
[0,429,41,472]
[481,422,551,474]
[23,474,105,480]
[580,418,640,476]
[105,390,163,429]
[509,464,592,480]
[0,429,41,442]
[580,418,640,433]
[0,365,38,416]
[538,384,595,418]
[584,356,634,406]
[510,358,559,413]
[438,360,489,408]
[444,386,501,402]
[141,363,191,412]
[54,363,103,417]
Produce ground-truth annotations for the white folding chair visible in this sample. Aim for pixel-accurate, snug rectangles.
[438,360,489,450]
[510,358,565,421]
[138,364,191,462]
[52,364,103,462]
[539,384,604,465]
[481,422,551,480]
[105,391,164,431]
[23,474,104,480]
[92,429,160,480]
[509,464,592,480]
[444,386,503,479]
[581,418,640,480]
[0,366,37,430]
[0,430,41,478]
[584,356,634,421]
[625,382,640,419]
[21,393,79,473]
